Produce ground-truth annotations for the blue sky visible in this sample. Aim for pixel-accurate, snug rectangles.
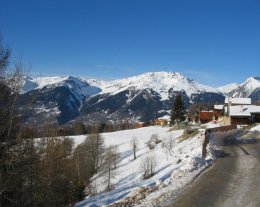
[0,0,259,87]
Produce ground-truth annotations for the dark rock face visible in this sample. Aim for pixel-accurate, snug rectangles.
[190,92,225,105]
[80,88,163,122]
[16,85,227,125]
[80,88,225,124]
[17,86,80,125]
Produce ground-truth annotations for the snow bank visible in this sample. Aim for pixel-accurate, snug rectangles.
[201,121,221,129]
[249,124,260,132]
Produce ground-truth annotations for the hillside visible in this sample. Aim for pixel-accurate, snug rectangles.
[72,126,212,207]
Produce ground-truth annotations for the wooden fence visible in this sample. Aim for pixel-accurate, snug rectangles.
[202,125,237,158]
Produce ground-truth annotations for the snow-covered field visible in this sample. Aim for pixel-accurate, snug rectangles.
[72,126,212,207]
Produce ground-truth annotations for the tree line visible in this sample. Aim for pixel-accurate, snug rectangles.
[19,119,136,139]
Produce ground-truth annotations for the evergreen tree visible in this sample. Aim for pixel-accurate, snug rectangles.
[170,93,186,125]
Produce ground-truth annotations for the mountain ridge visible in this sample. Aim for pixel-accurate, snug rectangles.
[19,72,260,125]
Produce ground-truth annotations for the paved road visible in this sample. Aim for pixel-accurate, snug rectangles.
[168,131,260,207]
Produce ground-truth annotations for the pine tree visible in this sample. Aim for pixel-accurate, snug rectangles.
[170,93,186,125]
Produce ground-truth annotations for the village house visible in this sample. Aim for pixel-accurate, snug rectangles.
[198,98,260,125]
[229,104,260,125]
[199,111,215,124]
[224,97,260,125]
[154,119,169,126]
[154,115,170,126]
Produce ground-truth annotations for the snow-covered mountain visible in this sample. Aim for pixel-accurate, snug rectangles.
[22,75,101,101]
[18,72,260,125]
[98,72,217,100]
[226,77,260,101]
[18,76,101,124]
[217,83,240,95]
[85,78,110,91]
[80,72,225,123]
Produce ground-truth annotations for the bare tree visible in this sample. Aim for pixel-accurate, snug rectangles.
[162,135,175,157]
[112,145,118,169]
[93,133,104,172]
[0,39,26,206]
[130,136,138,160]
[103,145,118,191]
[0,36,11,77]
[140,152,157,179]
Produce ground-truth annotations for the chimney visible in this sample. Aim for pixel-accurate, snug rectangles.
[240,105,243,112]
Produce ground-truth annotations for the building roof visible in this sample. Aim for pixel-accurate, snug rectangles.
[214,105,224,110]
[230,105,260,117]
[224,97,251,105]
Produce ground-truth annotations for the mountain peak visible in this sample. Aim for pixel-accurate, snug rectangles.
[224,75,260,98]
[242,76,260,87]
[100,71,216,100]
[245,76,260,82]
[217,83,239,94]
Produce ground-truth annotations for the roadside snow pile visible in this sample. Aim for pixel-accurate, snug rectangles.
[135,131,212,207]
[74,126,212,207]
[249,124,260,132]
[201,121,221,129]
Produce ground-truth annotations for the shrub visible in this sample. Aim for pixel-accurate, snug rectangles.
[146,134,162,150]
[140,153,157,179]
[169,122,187,131]
[179,128,199,142]
[161,135,175,157]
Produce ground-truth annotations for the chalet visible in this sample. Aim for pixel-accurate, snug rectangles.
[154,119,169,126]
[224,97,252,105]
[199,111,214,124]
[229,104,260,125]
[154,115,170,126]
[223,98,260,125]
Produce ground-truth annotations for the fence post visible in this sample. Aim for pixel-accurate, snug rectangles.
[202,130,209,158]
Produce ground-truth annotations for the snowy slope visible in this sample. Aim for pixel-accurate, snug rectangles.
[22,76,101,101]
[217,83,239,95]
[226,77,260,98]
[22,76,67,93]
[250,124,260,132]
[21,76,39,93]
[85,78,110,90]
[22,72,220,101]
[98,72,217,100]
[73,126,211,207]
